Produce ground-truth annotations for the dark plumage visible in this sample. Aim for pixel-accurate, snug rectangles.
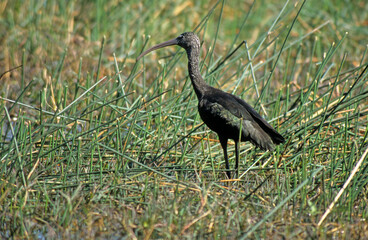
[137,32,285,178]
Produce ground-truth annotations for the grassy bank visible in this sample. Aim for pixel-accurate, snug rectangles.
[1,0,368,238]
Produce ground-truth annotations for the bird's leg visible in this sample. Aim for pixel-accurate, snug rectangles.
[235,141,239,179]
[219,137,231,179]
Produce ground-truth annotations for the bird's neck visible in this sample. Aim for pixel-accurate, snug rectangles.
[186,47,208,99]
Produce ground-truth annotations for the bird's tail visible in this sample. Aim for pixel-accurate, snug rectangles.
[271,131,285,145]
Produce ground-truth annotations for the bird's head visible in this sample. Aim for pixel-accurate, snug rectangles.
[137,32,200,61]
[176,32,200,50]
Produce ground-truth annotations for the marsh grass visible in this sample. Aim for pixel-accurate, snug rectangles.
[1,0,368,238]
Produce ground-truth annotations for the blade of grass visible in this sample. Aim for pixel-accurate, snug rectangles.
[317,145,368,226]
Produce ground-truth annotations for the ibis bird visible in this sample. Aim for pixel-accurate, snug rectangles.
[137,32,284,178]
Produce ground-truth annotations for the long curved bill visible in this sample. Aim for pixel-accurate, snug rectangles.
[136,38,178,61]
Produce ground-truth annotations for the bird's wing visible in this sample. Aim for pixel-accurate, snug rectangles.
[199,97,274,150]
[231,94,285,144]
[205,90,284,146]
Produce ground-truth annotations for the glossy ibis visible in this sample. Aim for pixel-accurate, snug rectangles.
[137,32,284,178]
